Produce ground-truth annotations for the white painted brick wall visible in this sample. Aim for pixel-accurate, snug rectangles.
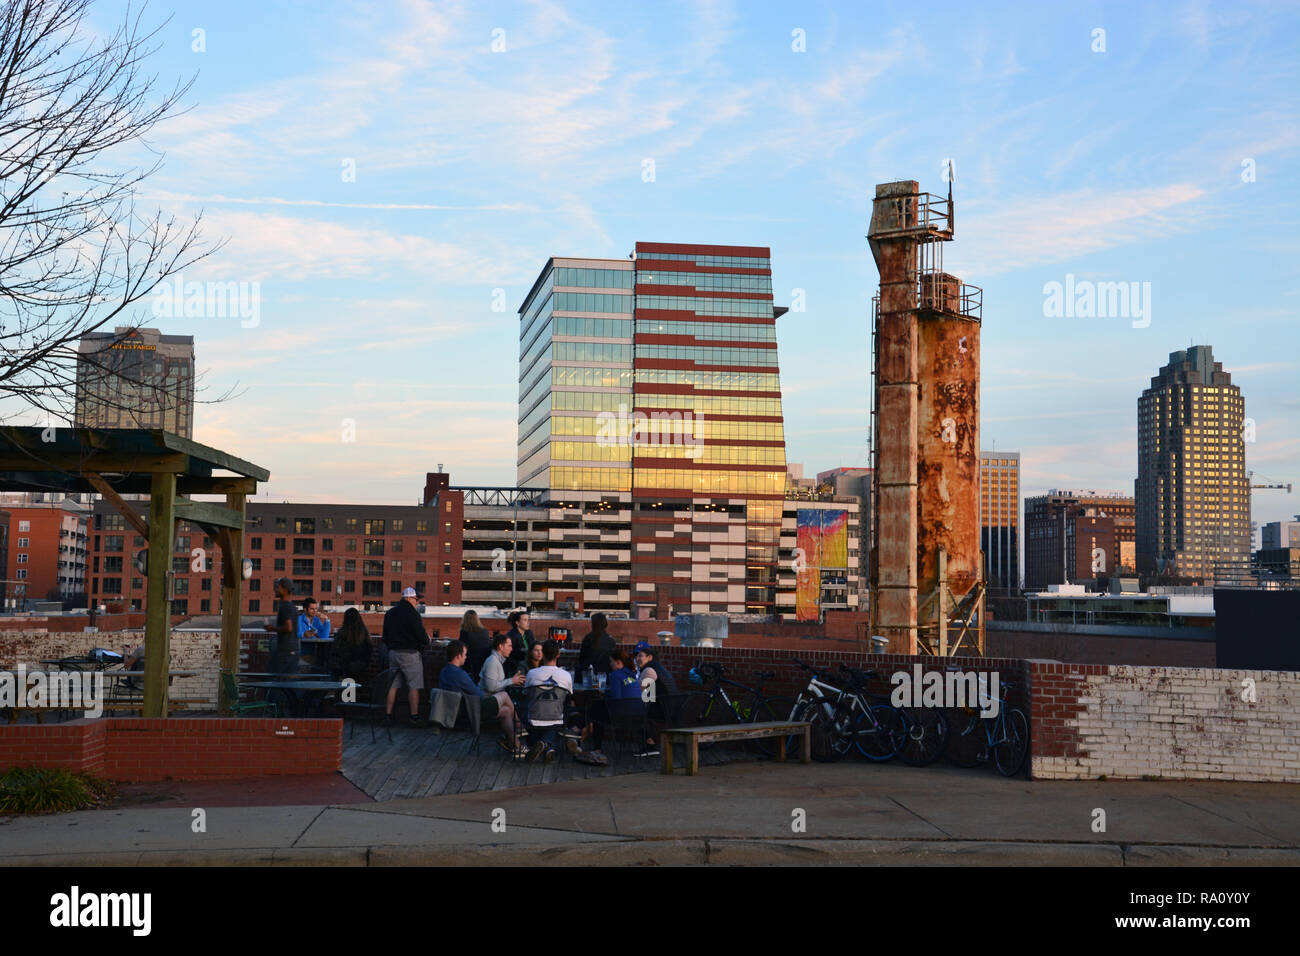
[0,630,221,707]
[1034,665,1300,783]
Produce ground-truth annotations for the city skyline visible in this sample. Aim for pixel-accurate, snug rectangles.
[0,0,1292,528]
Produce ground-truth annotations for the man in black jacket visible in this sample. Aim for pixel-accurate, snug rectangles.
[383,587,430,726]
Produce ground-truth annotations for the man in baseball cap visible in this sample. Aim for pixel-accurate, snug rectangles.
[383,585,430,726]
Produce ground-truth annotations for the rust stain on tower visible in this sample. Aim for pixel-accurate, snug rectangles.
[868,181,983,655]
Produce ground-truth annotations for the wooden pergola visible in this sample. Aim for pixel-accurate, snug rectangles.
[0,427,269,717]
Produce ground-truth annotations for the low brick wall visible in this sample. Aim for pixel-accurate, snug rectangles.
[1029,661,1300,782]
[0,718,341,781]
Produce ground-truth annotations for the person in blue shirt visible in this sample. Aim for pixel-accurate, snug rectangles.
[438,639,518,753]
[297,597,332,642]
[579,648,645,760]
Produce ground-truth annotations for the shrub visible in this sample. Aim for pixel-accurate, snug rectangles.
[0,767,114,814]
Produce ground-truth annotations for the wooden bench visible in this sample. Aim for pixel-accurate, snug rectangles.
[661,720,812,776]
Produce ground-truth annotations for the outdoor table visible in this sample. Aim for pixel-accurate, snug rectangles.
[238,672,331,680]
[243,680,349,718]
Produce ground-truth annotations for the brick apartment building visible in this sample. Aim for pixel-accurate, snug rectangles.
[1025,490,1136,590]
[87,476,464,614]
[0,494,89,606]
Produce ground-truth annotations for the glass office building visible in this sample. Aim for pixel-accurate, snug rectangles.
[516,243,789,614]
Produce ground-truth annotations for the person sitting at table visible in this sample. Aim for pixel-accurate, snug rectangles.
[522,641,544,675]
[439,639,519,755]
[577,612,616,676]
[330,607,373,683]
[571,648,645,761]
[478,633,524,751]
[632,641,676,757]
[459,610,493,683]
[522,639,573,762]
[298,597,332,643]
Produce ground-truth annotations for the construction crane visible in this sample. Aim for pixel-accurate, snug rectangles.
[1247,470,1294,552]
[1248,470,1294,494]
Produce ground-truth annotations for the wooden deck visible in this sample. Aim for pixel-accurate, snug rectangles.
[340,723,750,800]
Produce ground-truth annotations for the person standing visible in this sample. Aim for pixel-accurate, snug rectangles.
[504,609,534,676]
[577,612,616,675]
[383,587,430,727]
[459,609,493,683]
[268,579,300,675]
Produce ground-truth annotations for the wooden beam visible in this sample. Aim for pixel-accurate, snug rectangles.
[85,473,150,539]
[0,453,189,473]
[143,473,177,718]
[154,430,271,481]
[218,492,247,716]
[174,499,243,530]
[177,476,260,496]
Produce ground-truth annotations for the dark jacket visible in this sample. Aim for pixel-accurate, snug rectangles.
[461,626,492,682]
[382,601,429,652]
[578,629,616,674]
[330,636,372,682]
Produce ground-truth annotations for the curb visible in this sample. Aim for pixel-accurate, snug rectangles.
[7,839,1300,867]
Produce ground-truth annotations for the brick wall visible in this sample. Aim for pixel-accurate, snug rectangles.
[0,629,243,708]
[0,718,341,781]
[1029,661,1300,782]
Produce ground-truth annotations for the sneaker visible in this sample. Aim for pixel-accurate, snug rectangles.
[497,737,516,755]
[408,716,425,728]
[544,748,557,763]
[565,738,581,756]
[526,741,546,763]
[381,713,394,727]
[635,747,660,758]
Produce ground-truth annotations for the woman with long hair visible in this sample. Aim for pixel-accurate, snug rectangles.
[459,609,493,682]
[330,607,373,681]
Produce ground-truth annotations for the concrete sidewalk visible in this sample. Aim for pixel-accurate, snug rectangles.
[3,763,1298,865]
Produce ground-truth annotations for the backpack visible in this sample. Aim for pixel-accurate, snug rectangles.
[526,679,567,724]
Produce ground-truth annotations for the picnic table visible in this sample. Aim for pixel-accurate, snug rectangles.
[4,669,202,721]
[243,679,349,718]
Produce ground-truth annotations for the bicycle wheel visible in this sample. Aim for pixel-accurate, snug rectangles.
[893,707,949,767]
[993,707,1029,778]
[852,702,900,761]
[683,691,736,752]
[794,698,848,763]
[748,696,794,758]
[945,708,986,769]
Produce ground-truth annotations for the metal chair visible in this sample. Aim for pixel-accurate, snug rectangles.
[337,666,396,743]
[220,671,278,717]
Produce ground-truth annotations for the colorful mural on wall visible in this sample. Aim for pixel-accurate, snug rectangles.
[795,509,849,621]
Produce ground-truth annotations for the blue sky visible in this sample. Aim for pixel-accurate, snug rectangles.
[58,0,1300,529]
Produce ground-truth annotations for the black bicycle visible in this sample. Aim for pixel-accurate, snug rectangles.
[946,679,1029,777]
[681,661,794,757]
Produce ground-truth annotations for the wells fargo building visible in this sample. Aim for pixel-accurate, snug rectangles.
[516,243,788,615]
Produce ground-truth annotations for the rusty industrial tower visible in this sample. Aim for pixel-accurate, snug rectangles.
[868,180,985,655]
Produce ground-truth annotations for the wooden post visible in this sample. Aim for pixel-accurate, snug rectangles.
[143,472,177,718]
[937,549,948,657]
[217,492,246,715]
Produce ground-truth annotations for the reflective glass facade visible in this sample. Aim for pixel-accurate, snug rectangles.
[516,258,635,490]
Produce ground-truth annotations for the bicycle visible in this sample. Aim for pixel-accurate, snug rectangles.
[946,678,1029,777]
[786,658,858,762]
[681,661,794,757]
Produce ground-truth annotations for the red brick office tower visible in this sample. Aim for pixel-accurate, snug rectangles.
[631,242,788,614]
